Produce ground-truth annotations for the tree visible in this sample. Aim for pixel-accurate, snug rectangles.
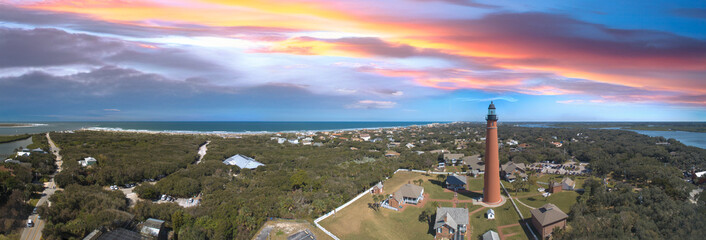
[436,174,446,183]
[289,170,310,190]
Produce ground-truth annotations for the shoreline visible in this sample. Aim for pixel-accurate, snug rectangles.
[0,123,48,128]
[78,123,449,136]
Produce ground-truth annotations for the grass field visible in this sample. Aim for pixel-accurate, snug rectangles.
[319,171,583,240]
[320,171,532,240]
[519,191,580,213]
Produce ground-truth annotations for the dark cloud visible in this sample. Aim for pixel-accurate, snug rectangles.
[0,5,299,39]
[672,8,706,20]
[290,36,499,70]
[440,12,706,63]
[411,0,498,9]
[106,49,225,72]
[0,27,123,67]
[0,66,354,120]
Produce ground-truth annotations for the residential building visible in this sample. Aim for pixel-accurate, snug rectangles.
[385,150,400,157]
[549,181,562,193]
[16,149,30,157]
[501,162,527,182]
[388,184,424,208]
[443,153,465,166]
[561,177,575,190]
[405,143,415,149]
[530,204,568,239]
[433,207,469,240]
[222,154,264,169]
[482,230,500,240]
[445,175,467,191]
[371,182,384,194]
[140,218,166,240]
[359,134,371,141]
[79,157,97,167]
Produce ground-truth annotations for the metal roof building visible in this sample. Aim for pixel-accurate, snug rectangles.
[223,154,264,169]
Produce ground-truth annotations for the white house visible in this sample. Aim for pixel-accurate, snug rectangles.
[360,134,371,141]
[16,149,30,157]
[79,157,97,167]
[277,138,286,144]
[288,139,299,144]
[223,154,264,169]
[405,143,415,149]
[486,209,495,219]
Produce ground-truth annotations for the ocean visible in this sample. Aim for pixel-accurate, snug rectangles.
[0,121,442,135]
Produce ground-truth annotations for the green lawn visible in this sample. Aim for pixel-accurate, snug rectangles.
[423,178,454,199]
[469,201,528,240]
[466,177,484,192]
[320,193,434,240]
[321,171,436,240]
[518,191,579,213]
[321,171,538,240]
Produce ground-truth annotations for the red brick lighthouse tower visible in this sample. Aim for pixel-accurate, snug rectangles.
[483,101,502,204]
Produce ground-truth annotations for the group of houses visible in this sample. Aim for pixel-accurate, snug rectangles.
[371,172,568,240]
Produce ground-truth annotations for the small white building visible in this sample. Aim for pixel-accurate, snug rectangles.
[486,209,495,219]
[405,143,415,149]
[288,139,299,144]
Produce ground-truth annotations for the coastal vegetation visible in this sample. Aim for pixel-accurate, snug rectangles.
[0,134,31,144]
[0,136,52,235]
[1,122,701,239]
[51,131,207,187]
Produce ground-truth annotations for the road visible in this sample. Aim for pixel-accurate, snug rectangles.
[19,133,63,240]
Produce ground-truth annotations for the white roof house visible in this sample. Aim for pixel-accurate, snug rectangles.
[79,157,97,167]
[223,154,264,169]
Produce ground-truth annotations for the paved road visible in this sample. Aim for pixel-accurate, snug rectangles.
[19,133,63,240]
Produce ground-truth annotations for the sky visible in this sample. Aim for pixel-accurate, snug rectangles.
[0,0,704,121]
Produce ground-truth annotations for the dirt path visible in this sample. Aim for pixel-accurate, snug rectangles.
[513,197,537,209]
[195,141,210,164]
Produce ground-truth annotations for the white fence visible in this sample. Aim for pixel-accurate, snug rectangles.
[314,169,466,240]
[314,184,376,240]
[500,181,538,240]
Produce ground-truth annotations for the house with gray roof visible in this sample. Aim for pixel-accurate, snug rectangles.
[530,203,568,239]
[223,154,264,169]
[140,218,166,240]
[434,207,469,240]
[482,230,500,240]
[445,174,467,191]
[387,184,424,208]
[501,162,527,182]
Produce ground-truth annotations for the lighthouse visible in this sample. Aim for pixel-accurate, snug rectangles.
[483,101,502,204]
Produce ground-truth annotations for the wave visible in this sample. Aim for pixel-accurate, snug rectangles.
[82,123,444,135]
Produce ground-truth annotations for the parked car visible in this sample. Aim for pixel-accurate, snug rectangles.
[27,219,33,227]
[32,207,37,214]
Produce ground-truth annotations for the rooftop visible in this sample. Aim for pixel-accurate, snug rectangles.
[530,203,568,226]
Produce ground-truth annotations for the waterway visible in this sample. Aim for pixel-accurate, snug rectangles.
[517,123,706,149]
[0,137,33,159]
